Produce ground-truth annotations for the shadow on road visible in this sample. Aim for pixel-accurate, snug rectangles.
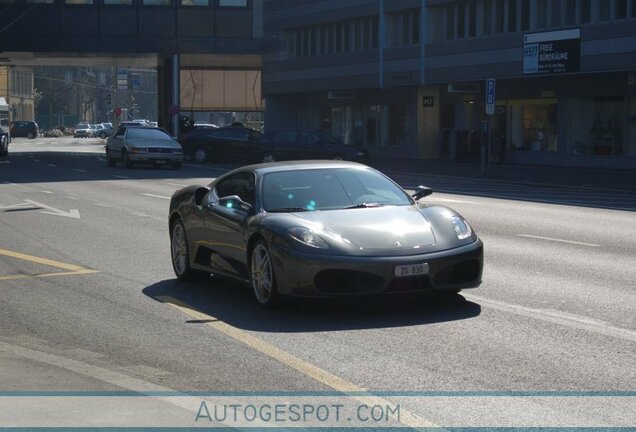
[142,277,481,333]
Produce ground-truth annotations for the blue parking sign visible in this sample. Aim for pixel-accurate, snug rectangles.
[486,79,496,115]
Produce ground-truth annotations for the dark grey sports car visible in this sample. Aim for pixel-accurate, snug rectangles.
[169,161,483,307]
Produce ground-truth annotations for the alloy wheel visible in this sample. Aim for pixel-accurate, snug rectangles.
[251,243,274,304]
[171,222,189,278]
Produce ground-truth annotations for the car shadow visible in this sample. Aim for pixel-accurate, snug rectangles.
[142,277,481,333]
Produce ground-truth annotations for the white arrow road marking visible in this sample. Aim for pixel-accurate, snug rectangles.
[0,202,34,210]
[24,199,80,219]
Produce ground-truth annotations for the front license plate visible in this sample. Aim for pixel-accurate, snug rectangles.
[394,263,429,278]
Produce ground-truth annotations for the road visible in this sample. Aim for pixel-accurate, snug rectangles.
[1,137,635,429]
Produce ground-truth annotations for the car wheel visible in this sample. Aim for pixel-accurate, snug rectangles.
[99,132,107,139]
[193,147,208,163]
[250,241,280,308]
[0,136,7,156]
[333,154,344,160]
[122,150,132,168]
[171,219,206,281]
[261,153,276,163]
[27,132,35,139]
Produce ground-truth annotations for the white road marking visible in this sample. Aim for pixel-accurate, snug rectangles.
[0,202,33,210]
[34,159,40,162]
[73,169,88,173]
[48,164,57,167]
[1,181,17,186]
[166,183,188,187]
[24,199,80,219]
[465,293,636,343]
[96,157,106,161]
[0,160,9,164]
[94,203,111,207]
[40,190,53,194]
[66,196,79,200]
[142,193,171,200]
[130,212,150,217]
[112,175,130,179]
[517,234,600,248]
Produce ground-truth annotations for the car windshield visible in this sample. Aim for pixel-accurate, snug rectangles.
[126,128,171,139]
[262,167,412,212]
[76,124,89,129]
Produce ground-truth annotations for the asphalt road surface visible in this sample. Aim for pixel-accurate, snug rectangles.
[1,137,634,429]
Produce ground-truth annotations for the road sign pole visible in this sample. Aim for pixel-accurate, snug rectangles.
[483,79,496,176]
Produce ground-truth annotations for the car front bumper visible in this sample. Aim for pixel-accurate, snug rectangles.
[269,239,483,297]
[128,153,184,164]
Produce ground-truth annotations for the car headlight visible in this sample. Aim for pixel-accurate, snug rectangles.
[451,216,472,240]
[130,147,148,154]
[288,227,329,249]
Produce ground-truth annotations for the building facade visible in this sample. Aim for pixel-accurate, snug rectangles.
[0,66,36,122]
[262,0,636,169]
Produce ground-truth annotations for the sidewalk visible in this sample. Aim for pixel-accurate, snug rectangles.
[371,158,636,192]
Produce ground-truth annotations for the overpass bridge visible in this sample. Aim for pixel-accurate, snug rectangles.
[0,0,264,133]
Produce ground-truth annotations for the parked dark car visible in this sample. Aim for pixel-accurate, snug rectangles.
[260,129,369,163]
[10,120,39,139]
[0,122,8,156]
[180,126,263,163]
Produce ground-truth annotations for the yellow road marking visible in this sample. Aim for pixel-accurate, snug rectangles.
[158,295,439,430]
[0,248,98,280]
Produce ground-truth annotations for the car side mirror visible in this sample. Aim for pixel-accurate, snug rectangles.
[412,185,433,200]
[217,195,253,212]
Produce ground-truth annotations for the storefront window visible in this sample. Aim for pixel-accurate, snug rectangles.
[569,97,625,156]
[507,101,558,152]
[331,104,408,149]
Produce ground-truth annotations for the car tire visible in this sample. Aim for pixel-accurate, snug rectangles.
[193,147,208,163]
[0,136,8,156]
[261,153,276,163]
[27,132,35,139]
[122,150,132,168]
[99,132,107,139]
[249,240,280,308]
[171,219,207,281]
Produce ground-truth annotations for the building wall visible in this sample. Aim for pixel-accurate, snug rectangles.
[263,0,636,168]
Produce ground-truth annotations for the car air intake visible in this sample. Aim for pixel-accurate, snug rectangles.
[314,270,384,294]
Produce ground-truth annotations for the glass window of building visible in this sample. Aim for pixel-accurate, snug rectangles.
[446,4,455,39]
[521,0,530,31]
[632,0,636,17]
[580,0,591,23]
[569,97,626,156]
[599,0,611,20]
[615,0,627,18]
[181,0,209,5]
[507,101,558,152]
[66,0,94,3]
[550,0,562,26]
[495,0,505,33]
[536,0,548,28]
[104,0,133,5]
[25,0,54,3]
[483,0,493,35]
[457,2,466,38]
[508,0,517,32]
[219,0,246,6]
[468,1,476,36]
[143,0,171,4]
[564,0,576,24]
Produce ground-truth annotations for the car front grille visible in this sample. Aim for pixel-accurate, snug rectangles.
[314,270,384,294]
[148,147,174,153]
[387,276,433,293]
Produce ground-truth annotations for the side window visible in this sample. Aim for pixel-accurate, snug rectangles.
[280,130,298,145]
[114,127,126,138]
[298,131,319,146]
[215,171,256,206]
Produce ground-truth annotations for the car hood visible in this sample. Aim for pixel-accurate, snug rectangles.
[126,138,181,149]
[290,206,437,255]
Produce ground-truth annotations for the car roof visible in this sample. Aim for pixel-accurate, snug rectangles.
[228,160,368,176]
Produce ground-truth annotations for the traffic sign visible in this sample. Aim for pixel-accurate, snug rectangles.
[486,79,496,115]
[114,107,122,117]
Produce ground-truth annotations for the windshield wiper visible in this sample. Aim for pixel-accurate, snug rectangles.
[267,207,311,213]
[345,202,385,209]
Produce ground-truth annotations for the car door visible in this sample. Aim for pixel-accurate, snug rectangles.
[297,131,326,159]
[274,130,299,160]
[203,171,256,278]
[108,127,127,157]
